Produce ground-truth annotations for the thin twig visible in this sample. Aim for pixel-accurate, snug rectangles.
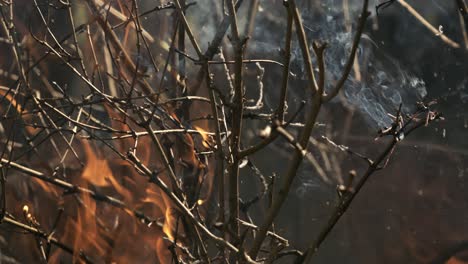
[249,0,325,258]
[397,0,460,48]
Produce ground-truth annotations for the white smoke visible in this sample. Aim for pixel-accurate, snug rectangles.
[180,0,428,128]
[292,0,428,128]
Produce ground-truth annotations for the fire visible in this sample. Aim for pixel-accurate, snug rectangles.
[1,108,214,263]
[0,74,214,263]
[0,1,219,262]
[162,206,175,241]
[193,125,213,149]
[81,141,114,187]
[81,140,132,200]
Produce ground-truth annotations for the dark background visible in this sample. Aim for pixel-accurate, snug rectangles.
[236,0,468,263]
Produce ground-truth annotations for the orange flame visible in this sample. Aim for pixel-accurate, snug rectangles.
[193,125,213,148]
[163,207,175,241]
[2,97,216,263]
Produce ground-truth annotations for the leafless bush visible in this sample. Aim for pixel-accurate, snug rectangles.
[0,0,460,263]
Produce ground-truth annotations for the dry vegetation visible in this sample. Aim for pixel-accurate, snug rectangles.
[0,0,465,263]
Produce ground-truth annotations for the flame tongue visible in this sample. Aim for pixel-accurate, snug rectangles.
[65,135,182,262]
[163,206,176,241]
[81,141,113,187]
[193,125,213,149]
